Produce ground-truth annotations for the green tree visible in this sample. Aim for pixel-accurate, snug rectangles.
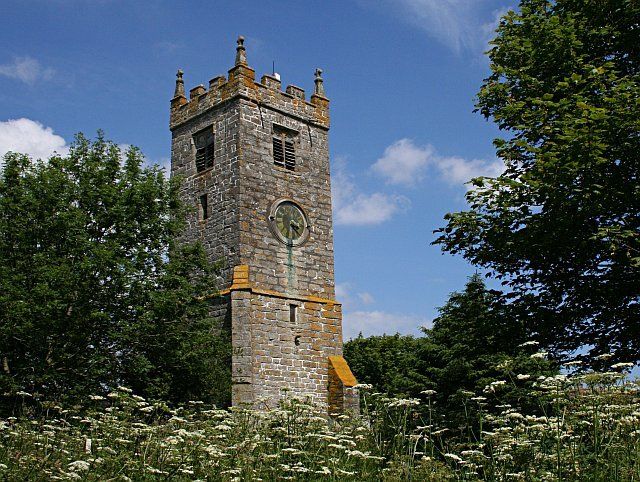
[420,275,555,426]
[0,134,230,408]
[344,333,428,398]
[435,0,640,366]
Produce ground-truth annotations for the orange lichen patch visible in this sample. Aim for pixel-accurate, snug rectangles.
[328,355,357,387]
[233,264,249,282]
[218,265,252,292]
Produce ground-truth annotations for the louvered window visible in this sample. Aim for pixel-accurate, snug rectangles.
[273,135,296,170]
[273,137,284,166]
[193,127,215,173]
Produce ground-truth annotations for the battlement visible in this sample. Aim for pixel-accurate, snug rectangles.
[170,36,330,131]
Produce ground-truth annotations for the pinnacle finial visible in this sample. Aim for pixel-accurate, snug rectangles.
[314,68,325,97]
[235,35,247,66]
[174,69,185,98]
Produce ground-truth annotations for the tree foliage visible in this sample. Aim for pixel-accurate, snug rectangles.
[0,134,230,408]
[344,333,427,398]
[345,276,555,426]
[435,0,640,366]
[420,274,555,425]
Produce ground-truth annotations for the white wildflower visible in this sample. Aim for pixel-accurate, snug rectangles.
[518,341,539,347]
[61,472,82,480]
[328,443,347,450]
[444,453,463,463]
[530,352,548,359]
[389,398,420,407]
[353,383,373,390]
[611,362,634,369]
[336,469,356,475]
[516,374,531,380]
[461,450,485,458]
[146,466,167,475]
[595,353,613,360]
[68,460,90,472]
[563,360,583,367]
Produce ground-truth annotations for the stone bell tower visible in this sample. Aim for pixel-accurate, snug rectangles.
[169,37,357,413]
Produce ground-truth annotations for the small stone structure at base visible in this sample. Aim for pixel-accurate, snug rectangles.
[328,355,359,414]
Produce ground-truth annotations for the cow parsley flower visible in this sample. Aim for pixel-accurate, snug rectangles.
[444,453,463,463]
[68,460,90,472]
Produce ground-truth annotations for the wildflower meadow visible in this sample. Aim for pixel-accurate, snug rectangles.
[1,358,639,481]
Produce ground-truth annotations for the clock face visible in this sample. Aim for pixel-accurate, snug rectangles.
[274,202,305,242]
[269,200,309,246]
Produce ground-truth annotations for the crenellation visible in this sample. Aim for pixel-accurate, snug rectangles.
[170,61,329,131]
[285,84,305,100]
[209,75,227,91]
[190,84,206,100]
[261,74,281,90]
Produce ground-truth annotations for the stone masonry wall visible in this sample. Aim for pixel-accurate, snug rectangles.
[170,41,355,411]
[237,97,335,300]
[170,101,242,287]
[233,290,343,410]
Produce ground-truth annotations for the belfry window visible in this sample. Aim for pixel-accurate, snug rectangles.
[193,127,215,172]
[272,125,296,170]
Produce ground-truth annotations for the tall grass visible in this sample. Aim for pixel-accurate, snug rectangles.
[1,362,638,480]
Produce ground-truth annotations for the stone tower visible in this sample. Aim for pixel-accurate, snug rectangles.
[169,37,357,413]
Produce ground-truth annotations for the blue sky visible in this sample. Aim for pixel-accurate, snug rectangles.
[0,0,516,339]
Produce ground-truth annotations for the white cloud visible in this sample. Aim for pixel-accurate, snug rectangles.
[481,7,511,49]
[379,1,511,54]
[434,154,504,186]
[154,157,171,177]
[372,138,432,186]
[342,310,430,339]
[358,292,375,305]
[396,0,477,53]
[335,282,374,306]
[373,138,504,189]
[332,158,409,226]
[0,118,69,160]
[0,57,54,85]
[335,282,351,300]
